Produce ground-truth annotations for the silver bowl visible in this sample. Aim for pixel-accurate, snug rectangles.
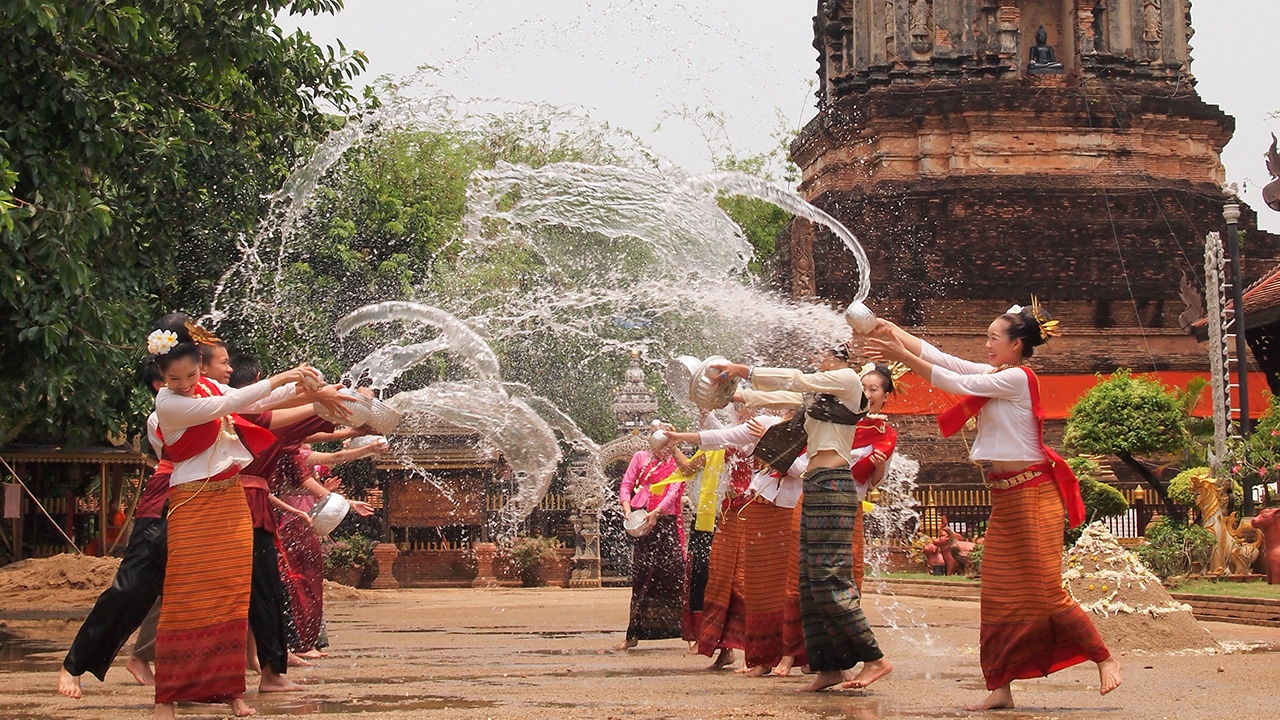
[664,355,701,409]
[845,301,878,334]
[310,492,351,537]
[688,355,739,411]
[623,509,653,538]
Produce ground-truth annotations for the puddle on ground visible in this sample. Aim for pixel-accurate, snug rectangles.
[253,694,496,715]
[0,632,65,673]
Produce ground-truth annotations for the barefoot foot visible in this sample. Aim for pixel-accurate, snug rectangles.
[734,664,765,677]
[297,649,327,659]
[796,670,846,692]
[709,648,735,670]
[771,656,795,677]
[57,667,83,699]
[259,670,305,693]
[841,658,892,689]
[229,697,257,717]
[1098,658,1122,695]
[125,656,155,686]
[612,637,638,652]
[152,703,176,720]
[287,652,313,668]
[964,685,1014,711]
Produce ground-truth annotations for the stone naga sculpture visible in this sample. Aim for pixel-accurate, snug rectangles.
[937,526,976,576]
[1190,473,1261,575]
[1251,507,1280,584]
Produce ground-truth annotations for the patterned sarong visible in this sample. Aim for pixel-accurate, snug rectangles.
[781,500,806,663]
[852,502,865,593]
[980,477,1110,689]
[739,500,807,668]
[154,479,253,704]
[798,466,883,672]
[277,491,324,652]
[696,505,748,655]
[627,515,685,640]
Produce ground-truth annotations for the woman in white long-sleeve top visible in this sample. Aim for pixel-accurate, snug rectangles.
[864,302,1120,711]
[712,345,892,693]
[145,315,337,720]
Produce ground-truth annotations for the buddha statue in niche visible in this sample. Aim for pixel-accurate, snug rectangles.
[1028,25,1064,73]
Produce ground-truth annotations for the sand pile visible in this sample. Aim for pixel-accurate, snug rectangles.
[323,579,367,601]
[1063,522,1218,653]
[0,554,121,610]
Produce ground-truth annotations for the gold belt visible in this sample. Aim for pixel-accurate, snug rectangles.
[984,468,1042,491]
[176,474,241,493]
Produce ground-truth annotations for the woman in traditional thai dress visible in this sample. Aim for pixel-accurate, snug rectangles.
[147,318,332,719]
[274,441,380,656]
[713,345,893,692]
[615,436,687,650]
[864,301,1121,711]
[848,365,900,594]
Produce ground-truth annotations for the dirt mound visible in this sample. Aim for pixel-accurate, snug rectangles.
[324,579,366,602]
[0,554,121,610]
[1063,523,1218,654]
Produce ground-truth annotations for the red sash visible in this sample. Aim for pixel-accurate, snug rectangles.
[936,366,1085,526]
[850,418,897,484]
[159,378,278,463]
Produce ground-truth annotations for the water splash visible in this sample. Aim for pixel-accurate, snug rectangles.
[681,170,871,302]
[337,302,501,383]
[863,454,936,645]
[387,380,561,533]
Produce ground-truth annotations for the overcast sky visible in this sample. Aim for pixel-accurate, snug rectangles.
[280,0,1280,232]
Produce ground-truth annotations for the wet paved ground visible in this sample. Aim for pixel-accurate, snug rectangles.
[3,587,1279,719]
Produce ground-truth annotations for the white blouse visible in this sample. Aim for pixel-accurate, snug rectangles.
[921,341,1046,463]
[745,366,865,467]
[155,379,297,485]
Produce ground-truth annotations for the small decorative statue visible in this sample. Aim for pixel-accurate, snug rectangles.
[1028,26,1064,73]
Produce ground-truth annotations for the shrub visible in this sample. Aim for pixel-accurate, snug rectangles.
[322,533,378,575]
[1134,517,1214,579]
[508,536,561,586]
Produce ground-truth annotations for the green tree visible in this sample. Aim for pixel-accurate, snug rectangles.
[1063,370,1189,517]
[0,0,366,445]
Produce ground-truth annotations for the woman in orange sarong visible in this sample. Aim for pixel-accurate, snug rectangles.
[147,316,329,720]
[865,301,1121,712]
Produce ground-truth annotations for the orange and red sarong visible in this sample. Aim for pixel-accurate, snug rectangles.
[154,478,253,704]
[696,504,748,655]
[979,471,1110,690]
[700,497,810,668]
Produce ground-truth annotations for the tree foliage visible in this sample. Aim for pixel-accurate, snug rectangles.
[0,0,366,445]
[1064,370,1189,516]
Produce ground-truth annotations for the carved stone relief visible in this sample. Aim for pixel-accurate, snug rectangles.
[1143,0,1162,61]
[909,0,933,55]
[885,0,897,61]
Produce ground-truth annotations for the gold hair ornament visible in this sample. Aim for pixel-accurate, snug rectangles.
[184,321,222,346]
[1029,295,1062,340]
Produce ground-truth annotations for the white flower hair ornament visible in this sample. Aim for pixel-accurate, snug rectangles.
[1007,304,1023,314]
[147,329,179,356]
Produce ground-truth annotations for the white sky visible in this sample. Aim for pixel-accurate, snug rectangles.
[280,0,1280,232]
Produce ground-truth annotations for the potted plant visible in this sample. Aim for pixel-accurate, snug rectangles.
[508,536,560,587]
[323,533,378,587]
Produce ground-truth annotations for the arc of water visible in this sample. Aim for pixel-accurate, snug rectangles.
[345,337,450,390]
[336,301,501,382]
[680,170,873,303]
[387,380,562,531]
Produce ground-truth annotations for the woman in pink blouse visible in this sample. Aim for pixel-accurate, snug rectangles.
[614,436,686,650]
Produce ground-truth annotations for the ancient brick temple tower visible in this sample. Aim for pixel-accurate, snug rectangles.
[783,0,1276,484]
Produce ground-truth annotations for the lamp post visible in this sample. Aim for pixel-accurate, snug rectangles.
[1224,198,1254,515]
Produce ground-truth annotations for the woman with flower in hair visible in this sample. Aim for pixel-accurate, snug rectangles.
[145,313,343,720]
[863,300,1120,711]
